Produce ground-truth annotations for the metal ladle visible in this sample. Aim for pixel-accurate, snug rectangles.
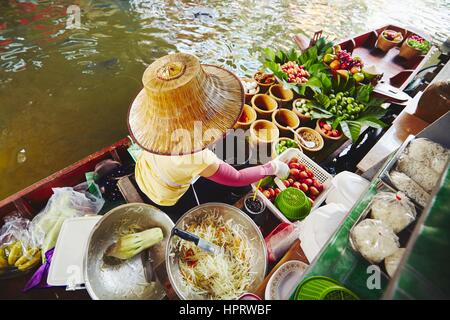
[287,126,316,149]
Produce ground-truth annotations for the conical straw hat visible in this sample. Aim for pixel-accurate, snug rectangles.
[128,53,244,155]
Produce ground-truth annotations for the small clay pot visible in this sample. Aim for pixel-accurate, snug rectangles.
[250,120,279,144]
[399,39,423,60]
[315,119,343,141]
[294,127,324,152]
[271,108,300,137]
[376,30,403,52]
[292,98,313,123]
[251,94,278,120]
[269,84,294,108]
[272,137,302,159]
[253,71,275,93]
[235,104,257,130]
[241,78,260,104]
[249,120,280,163]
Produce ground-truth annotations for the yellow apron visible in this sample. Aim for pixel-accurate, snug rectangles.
[135,148,218,206]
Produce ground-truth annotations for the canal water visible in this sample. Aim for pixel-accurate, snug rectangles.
[0,0,449,199]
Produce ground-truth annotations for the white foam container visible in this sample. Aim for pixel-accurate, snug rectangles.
[251,148,333,223]
[47,215,102,288]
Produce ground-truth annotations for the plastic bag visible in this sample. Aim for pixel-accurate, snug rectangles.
[30,184,104,262]
[0,214,41,270]
[350,219,399,264]
[0,213,33,248]
[390,171,430,207]
[265,222,301,263]
[385,248,405,277]
[396,138,449,192]
[299,203,348,262]
[325,171,370,210]
[370,191,416,233]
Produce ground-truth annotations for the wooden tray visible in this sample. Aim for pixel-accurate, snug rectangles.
[338,24,433,90]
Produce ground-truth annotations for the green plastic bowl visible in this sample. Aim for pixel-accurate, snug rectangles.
[274,187,311,221]
[294,276,359,300]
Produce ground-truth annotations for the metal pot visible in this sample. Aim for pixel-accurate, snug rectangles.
[165,203,267,300]
[84,203,174,300]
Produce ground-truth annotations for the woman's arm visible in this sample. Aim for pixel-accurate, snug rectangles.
[200,159,289,187]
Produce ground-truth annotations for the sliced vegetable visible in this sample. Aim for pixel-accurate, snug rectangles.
[106,227,164,260]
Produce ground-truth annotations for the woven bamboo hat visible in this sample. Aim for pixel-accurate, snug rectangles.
[128,53,244,155]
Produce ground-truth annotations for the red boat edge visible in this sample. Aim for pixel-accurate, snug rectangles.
[0,138,132,220]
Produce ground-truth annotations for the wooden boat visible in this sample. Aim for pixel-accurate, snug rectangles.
[0,25,435,299]
[1,24,433,218]
[0,138,133,220]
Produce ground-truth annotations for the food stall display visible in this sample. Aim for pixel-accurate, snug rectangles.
[0,25,447,301]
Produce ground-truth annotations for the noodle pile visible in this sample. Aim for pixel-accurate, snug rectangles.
[174,210,255,300]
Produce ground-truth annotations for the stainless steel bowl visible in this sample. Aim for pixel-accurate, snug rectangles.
[84,203,174,300]
[165,202,267,300]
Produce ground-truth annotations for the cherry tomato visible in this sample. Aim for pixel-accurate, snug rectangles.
[268,188,275,198]
[292,182,301,189]
[304,178,313,186]
[283,180,290,188]
[300,183,309,193]
[298,164,306,171]
[289,162,301,170]
[299,171,309,179]
[275,188,281,196]
[331,130,340,137]
[263,190,271,198]
[313,180,323,192]
[306,169,314,178]
[309,186,320,196]
[288,178,295,186]
[290,168,300,178]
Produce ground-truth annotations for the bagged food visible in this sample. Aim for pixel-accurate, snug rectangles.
[0,214,41,271]
[325,171,370,210]
[390,171,430,207]
[396,138,449,193]
[350,219,399,264]
[385,248,406,277]
[30,184,104,262]
[406,138,449,174]
[265,222,301,263]
[370,192,416,233]
[0,214,33,249]
[300,203,348,262]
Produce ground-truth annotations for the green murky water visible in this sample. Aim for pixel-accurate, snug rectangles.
[0,0,449,199]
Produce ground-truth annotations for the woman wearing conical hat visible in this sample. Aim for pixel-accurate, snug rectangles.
[128,53,289,206]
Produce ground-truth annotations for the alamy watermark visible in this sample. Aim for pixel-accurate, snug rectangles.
[366,265,382,290]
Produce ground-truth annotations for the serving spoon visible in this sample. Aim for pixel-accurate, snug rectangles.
[287,126,316,149]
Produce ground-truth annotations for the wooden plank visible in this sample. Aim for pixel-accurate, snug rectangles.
[357,112,428,172]
[117,176,144,203]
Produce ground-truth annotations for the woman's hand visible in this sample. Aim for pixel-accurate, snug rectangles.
[269,160,290,180]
